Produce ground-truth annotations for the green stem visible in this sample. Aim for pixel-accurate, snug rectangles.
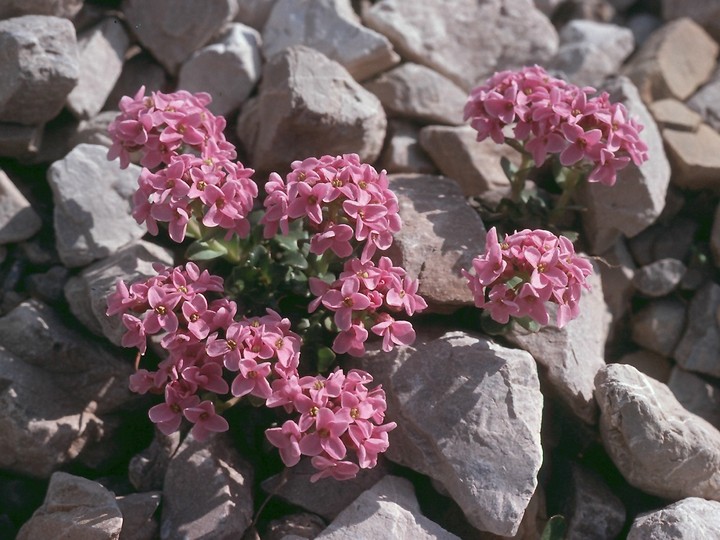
[510,153,533,203]
[549,167,583,225]
[215,395,243,414]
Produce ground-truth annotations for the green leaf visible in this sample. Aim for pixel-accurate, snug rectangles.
[281,249,309,269]
[316,346,336,373]
[186,239,228,261]
[480,310,511,336]
[514,316,541,333]
[540,515,566,540]
[500,156,517,182]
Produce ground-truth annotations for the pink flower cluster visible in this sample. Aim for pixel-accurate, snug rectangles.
[108,263,396,480]
[464,65,648,186]
[462,227,593,328]
[265,368,396,482]
[108,86,236,169]
[309,257,427,356]
[262,154,401,263]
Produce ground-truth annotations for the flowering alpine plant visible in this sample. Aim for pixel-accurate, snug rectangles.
[463,227,593,330]
[464,65,648,209]
[106,88,423,481]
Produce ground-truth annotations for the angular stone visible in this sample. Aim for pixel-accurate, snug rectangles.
[632,258,686,297]
[618,349,672,383]
[122,0,237,74]
[631,298,686,357]
[0,299,135,414]
[687,68,720,133]
[178,23,262,117]
[507,264,609,424]
[234,0,276,30]
[0,0,84,18]
[364,63,466,125]
[628,497,720,539]
[66,17,130,119]
[0,15,79,125]
[376,120,437,175]
[564,464,626,540]
[622,18,718,103]
[595,363,720,501]
[418,125,519,197]
[668,367,720,432]
[627,215,697,266]
[674,282,720,377]
[550,20,634,88]
[47,143,145,267]
[385,174,486,310]
[70,111,118,148]
[64,241,173,345]
[363,0,557,90]
[263,0,399,81]
[662,0,720,41]
[357,330,543,536]
[598,239,636,322]
[0,168,41,244]
[0,122,42,159]
[649,99,703,131]
[26,265,70,304]
[16,472,122,540]
[575,76,670,254]
[664,125,720,191]
[161,433,253,540]
[117,492,161,540]
[261,457,388,520]
[237,46,386,175]
[315,476,460,539]
[105,50,169,111]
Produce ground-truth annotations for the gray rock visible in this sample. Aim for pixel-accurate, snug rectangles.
[69,111,118,148]
[161,433,253,540]
[575,76,670,254]
[627,216,697,266]
[26,265,70,304]
[649,99,703,131]
[687,68,720,133]
[263,0,399,81]
[595,363,720,501]
[234,0,276,30]
[626,12,664,47]
[0,0,84,18]
[674,282,720,378]
[357,330,543,537]
[662,0,720,41]
[363,0,557,90]
[178,23,262,117]
[628,497,720,539]
[66,17,130,119]
[315,476,460,539]
[565,463,626,540]
[385,174,487,310]
[664,124,720,191]
[0,122,42,159]
[598,239,636,322]
[105,50,169,112]
[123,0,238,74]
[16,472,123,540]
[507,263,609,424]
[376,120,437,175]
[117,492,161,540]
[631,298,686,357]
[237,45,386,175]
[418,125,519,197]
[0,299,135,415]
[64,240,174,345]
[364,63,466,125]
[550,20,634,88]
[0,168,41,244]
[129,430,181,492]
[632,258,686,297]
[617,349,672,383]
[261,457,389,520]
[0,15,79,125]
[668,367,720,432]
[47,143,145,268]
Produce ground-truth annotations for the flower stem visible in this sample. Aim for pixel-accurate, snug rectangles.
[549,167,583,225]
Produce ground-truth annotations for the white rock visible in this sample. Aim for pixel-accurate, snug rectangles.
[628,497,720,539]
[0,168,42,244]
[234,0,276,30]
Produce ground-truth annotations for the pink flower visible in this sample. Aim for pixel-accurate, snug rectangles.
[322,276,371,331]
[230,359,272,399]
[309,456,360,482]
[184,400,229,441]
[371,315,416,352]
[265,420,303,467]
[298,407,351,460]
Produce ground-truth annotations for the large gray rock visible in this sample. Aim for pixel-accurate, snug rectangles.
[16,472,123,540]
[64,241,174,346]
[315,476,460,539]
[507,263,609,425]
[0,15,79,125]
[385,174,487,310]
[47,143,145,267]
[364,63,466,125]
[161,433,253,540]
[178,23,262,117]
[116,492,161,540]
[575,76,671,254]
[632,258,686,297]
[649,99,703,131]
[263,0,399,81]
[66,17,130,119]
[357,330,543,537]
[237,46,386,175]
[129,430,181,492]
[668,367,720,432]
[564,464,626,540]
[0,168,41,244]
[674,282,720,378]
[687,68,720,133]
[123,0,238,74]
[363,0,558,90]
[628,497,720,539]
[0,0,83,18]
[631,298,686,357]
[595,363,720,501]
